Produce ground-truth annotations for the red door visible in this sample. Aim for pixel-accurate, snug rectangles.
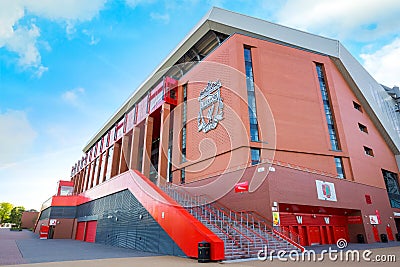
[75,222,85,241]
[309,226,321,245]
[333,226,347,243]
[372,226,380,242]
[85,221,97,243]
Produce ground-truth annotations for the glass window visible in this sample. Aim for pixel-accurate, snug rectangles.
[358,123,368,133]
[105,146,114,180]
[363,146,374,157]
[251,148,260,165]
[60,186,73,196]
[244,47,260,142]
[353,101,362,112]
[180,168,185,184]
[181,84,187,162]
[316,63,340,151]
[334,157,345,179]
[382,169,400,208]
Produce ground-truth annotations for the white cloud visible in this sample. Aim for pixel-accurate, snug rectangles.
[62,87,85,106]
[276,0,400,41]
[150,12,170,24]
[0,146,83,210]
[361,38,400,87]
[0,110,37,167]
[0,0,107,76]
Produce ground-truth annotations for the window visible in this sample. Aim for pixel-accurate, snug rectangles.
[244,47,260,142]
[382,169,400,208]
[180,168,186,184]
[358,123,368,133]
[251,148,260,165]
[105,146,114,180]
[316,63,340,151]
[353,101,362,112]
[363,146,374,157]
[334,157,345,179]
[181,84,187,162]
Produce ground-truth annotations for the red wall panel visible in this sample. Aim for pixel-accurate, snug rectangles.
[85,221,97,243]
[76,222,85,241]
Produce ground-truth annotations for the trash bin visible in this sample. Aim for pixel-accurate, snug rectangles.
[380,234,388,243]
[198,241,210,263]
[357,234,365,243]
[395,233,400,242]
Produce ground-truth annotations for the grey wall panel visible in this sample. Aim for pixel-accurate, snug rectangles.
[76,189,185,257]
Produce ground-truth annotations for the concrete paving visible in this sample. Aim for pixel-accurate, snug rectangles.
[0,229,160,265]
[1,228,400,266]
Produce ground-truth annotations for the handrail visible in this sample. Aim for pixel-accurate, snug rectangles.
[190,206,241,249]
[202,205,254,244]
[211,204,272,245]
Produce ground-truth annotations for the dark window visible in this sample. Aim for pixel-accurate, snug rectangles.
[382,169,400,208]
[365,195,372,204]
[316,63,340,151]
[244,47,260,142]
[180,168,185,184]
[353,101,362,112]
[251,148,260,165]
[334,157,345,179]
[181,84,187,162]
[363,146,374,157]
[358,123,368,133]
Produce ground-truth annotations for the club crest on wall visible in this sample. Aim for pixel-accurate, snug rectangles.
[197,80,224,133]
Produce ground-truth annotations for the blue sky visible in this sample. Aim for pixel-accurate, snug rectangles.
[0,0,399,210]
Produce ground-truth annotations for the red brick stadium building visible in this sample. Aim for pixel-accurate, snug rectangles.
[35,8,400,260]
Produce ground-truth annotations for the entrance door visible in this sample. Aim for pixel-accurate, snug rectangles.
[386,226,394,241]
[76,222,85,241]
[309,226,321,245]
[334,226,347,242]
[372,226,380,242]
[85,221,97,243]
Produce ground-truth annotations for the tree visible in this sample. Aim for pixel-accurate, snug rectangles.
[0,202,13,223]
[9,206,25,227]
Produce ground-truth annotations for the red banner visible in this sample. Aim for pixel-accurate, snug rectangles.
[234,181,249,193]
[125,106,136,133]
[115,118,124,141]
[136,94,149,125]
[149,81,164,114]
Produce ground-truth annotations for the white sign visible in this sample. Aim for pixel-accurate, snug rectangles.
[394,212,400,217]
[197,80,224,133]
[49,219,57,226]
[369,215,379,225]
[296,216,303,224]
[316,180,337,202]
[324,217,330,224]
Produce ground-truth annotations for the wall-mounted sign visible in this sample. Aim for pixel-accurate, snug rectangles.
[49,219,57,226]
[197,80,224,133]
[369,215,379,225]
[272,212,280,226]
[394,212,400,217]
[234,181,249,193]
[316,180,337,202]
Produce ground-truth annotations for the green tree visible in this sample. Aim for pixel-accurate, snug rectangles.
[0,202,13,223]
[9,206,25,227]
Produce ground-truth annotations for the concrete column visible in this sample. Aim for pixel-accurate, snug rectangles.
[129,126,141,170]
[141,116,154,177]
[157,103,171,186]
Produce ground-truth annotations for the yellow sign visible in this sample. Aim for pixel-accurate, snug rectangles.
[272,212,280,226]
